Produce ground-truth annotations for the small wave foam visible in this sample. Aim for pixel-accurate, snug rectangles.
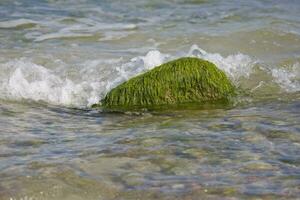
[271,63,300,92]
[0,19,38,29]
[25,21,137,42]
[0,46,299,107]
[34,32,94,42]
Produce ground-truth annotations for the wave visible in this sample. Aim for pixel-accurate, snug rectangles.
[0,46,299,107]
[0,19,38,29]
[34,32,94,42]
[24,20,138,42]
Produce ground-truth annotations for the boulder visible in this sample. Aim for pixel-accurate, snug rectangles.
[97,57,235,110]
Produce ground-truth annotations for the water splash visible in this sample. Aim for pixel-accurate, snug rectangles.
[1,59,91,106]
[0,51,168,107]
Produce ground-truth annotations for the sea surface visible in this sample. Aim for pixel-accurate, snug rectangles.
[0,0,300,199]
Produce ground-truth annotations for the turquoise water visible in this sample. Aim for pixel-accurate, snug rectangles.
[0,0,300,199]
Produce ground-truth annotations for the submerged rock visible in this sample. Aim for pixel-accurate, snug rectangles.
[97,57,235,110]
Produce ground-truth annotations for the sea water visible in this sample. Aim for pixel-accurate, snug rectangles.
[0,0,299,199]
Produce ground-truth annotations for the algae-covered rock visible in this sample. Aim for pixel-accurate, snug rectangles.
[99,57,235,110]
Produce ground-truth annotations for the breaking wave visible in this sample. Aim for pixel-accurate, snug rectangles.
[0,45,299,107]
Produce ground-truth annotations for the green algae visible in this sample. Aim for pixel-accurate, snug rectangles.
[97,57,235,111]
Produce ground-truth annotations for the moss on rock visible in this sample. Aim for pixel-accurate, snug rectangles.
[99,57,235,110]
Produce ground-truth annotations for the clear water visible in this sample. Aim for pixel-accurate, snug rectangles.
[0,0,300,199]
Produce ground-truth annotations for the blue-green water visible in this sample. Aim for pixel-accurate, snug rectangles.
[0,0,300,199]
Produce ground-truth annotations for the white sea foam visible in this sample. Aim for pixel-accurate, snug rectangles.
[1,59,90,106]
[0,46,299,107]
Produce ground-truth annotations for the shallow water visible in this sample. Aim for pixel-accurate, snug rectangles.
[0,0,300,199]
